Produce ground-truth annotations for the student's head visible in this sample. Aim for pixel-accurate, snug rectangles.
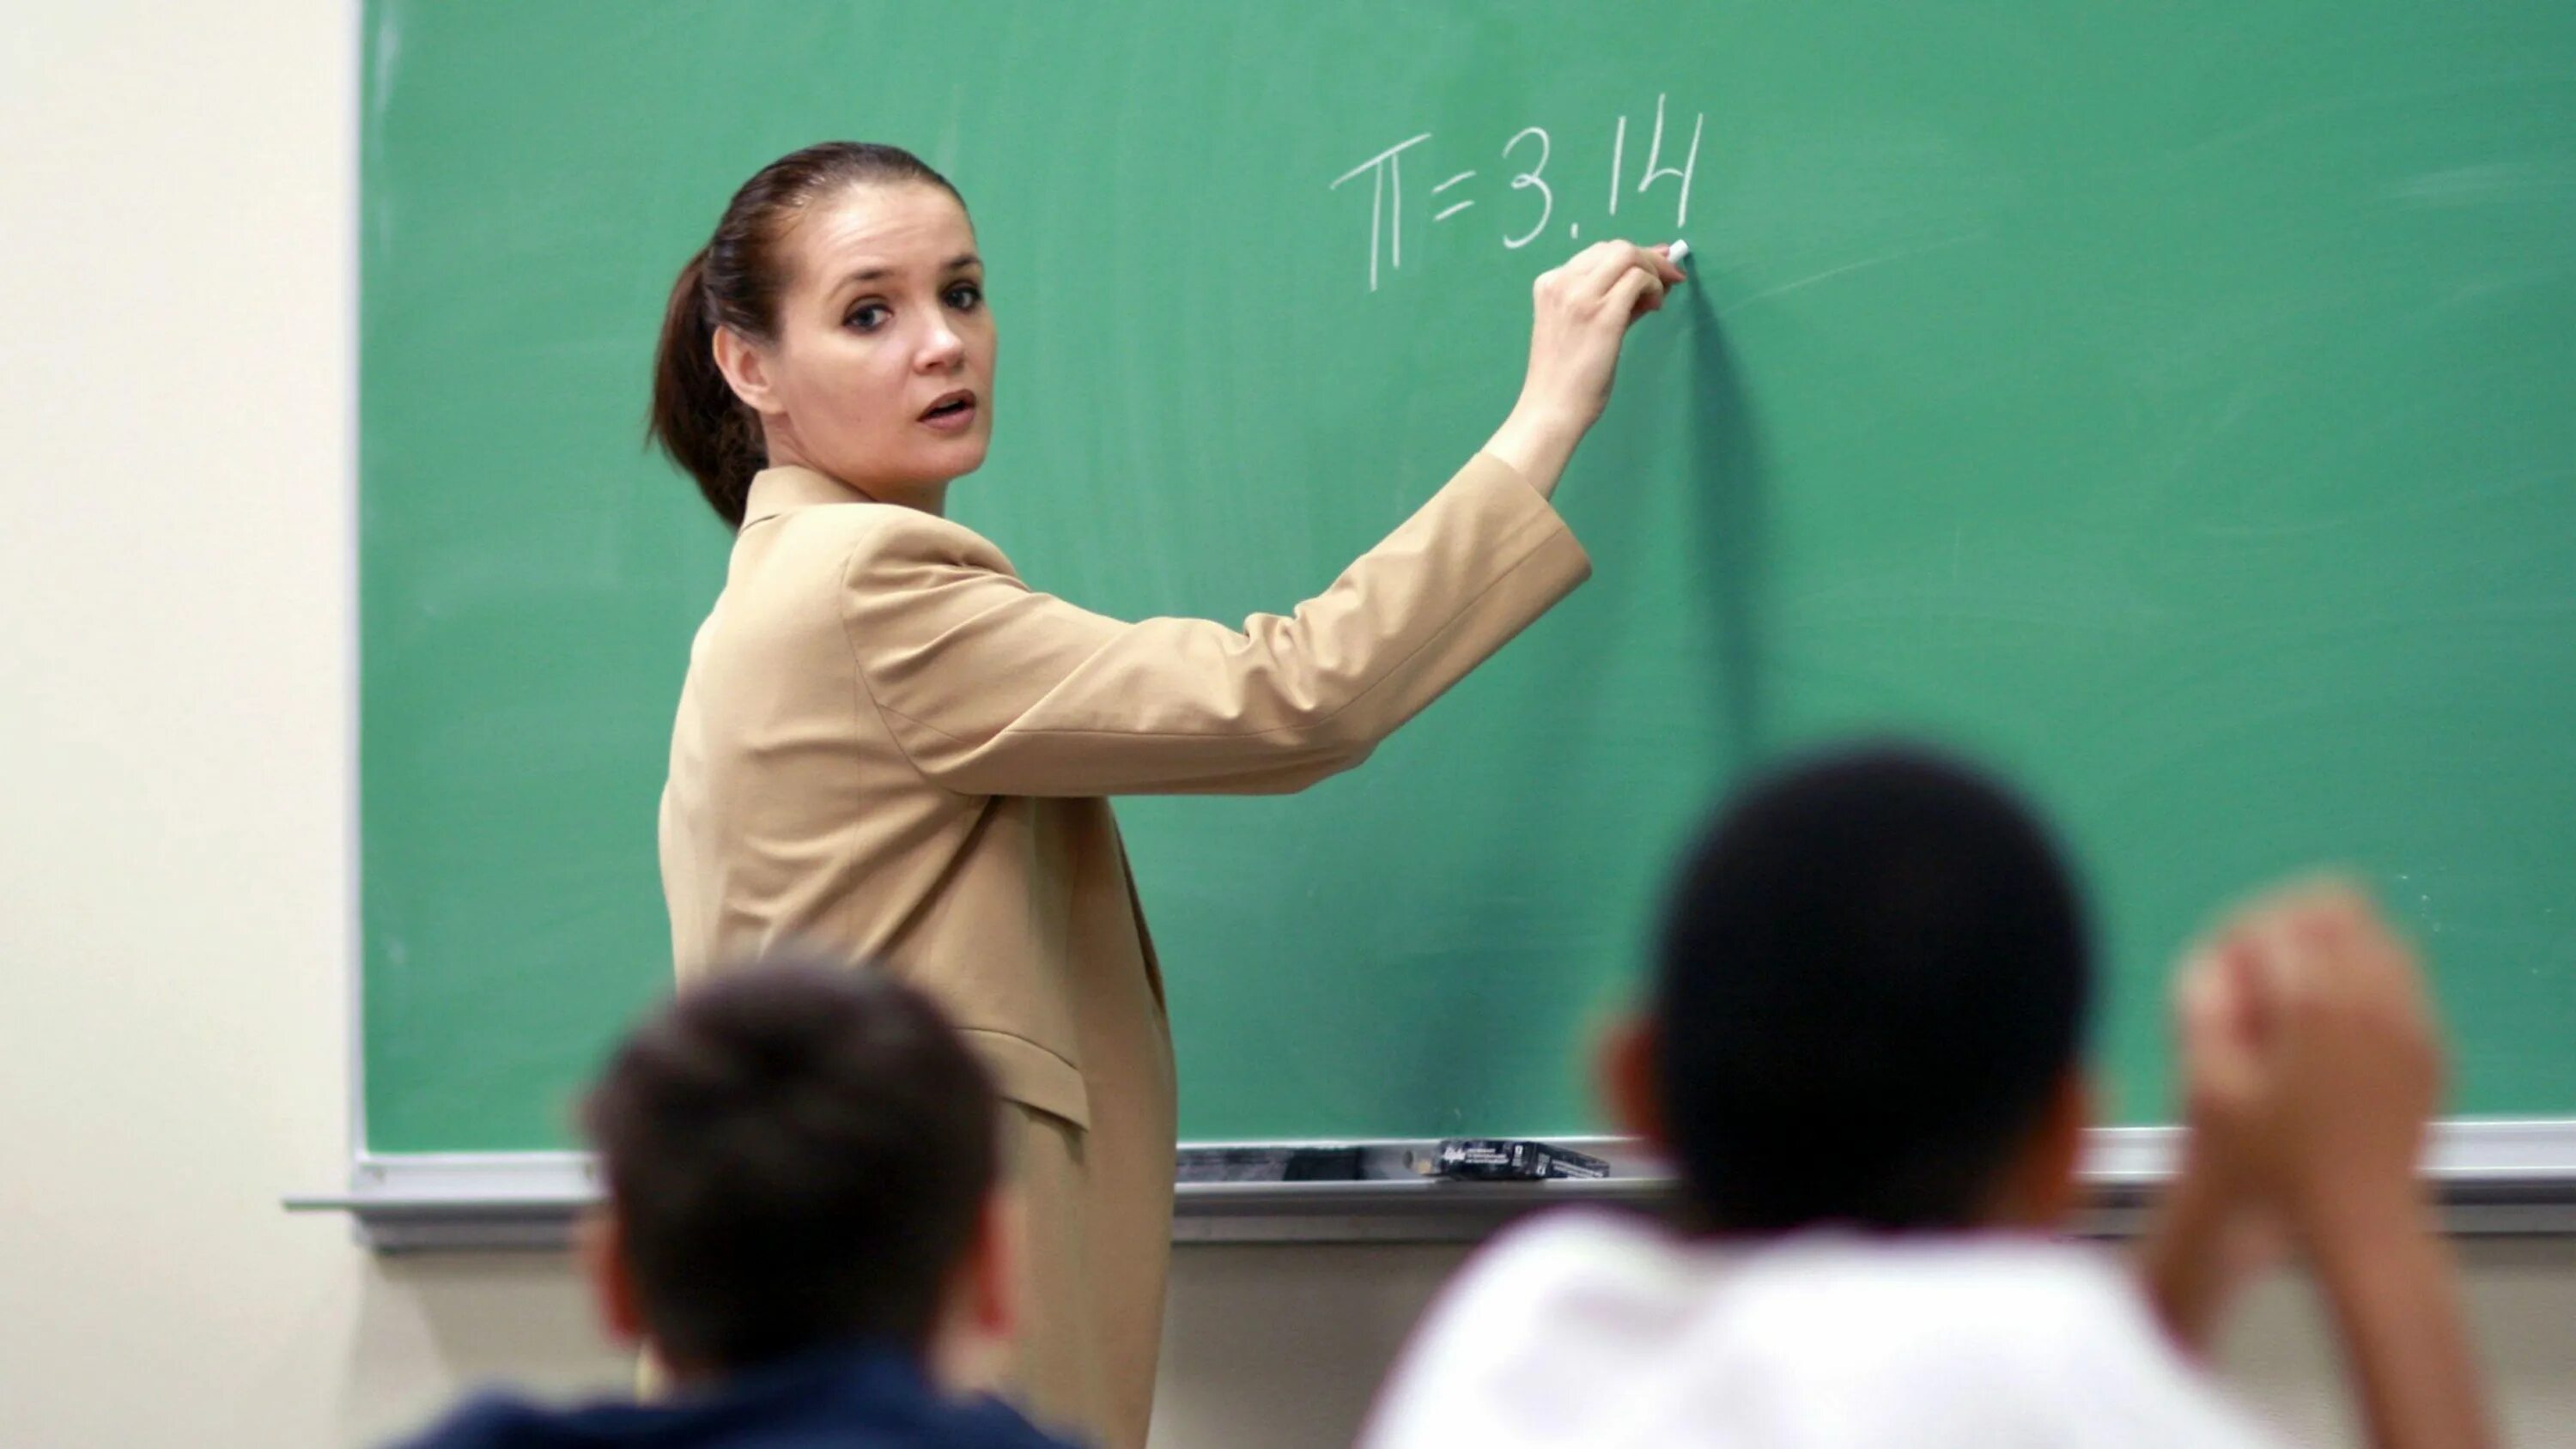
[578,958,1010,1381]
[650,141,991,526]
[1606,745,2093,1234]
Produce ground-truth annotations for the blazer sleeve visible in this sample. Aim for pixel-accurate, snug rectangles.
[837,452,1591,797]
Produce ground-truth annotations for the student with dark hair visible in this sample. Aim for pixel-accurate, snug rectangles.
[390,960,1078,1449]
[1365,747,2490,1448]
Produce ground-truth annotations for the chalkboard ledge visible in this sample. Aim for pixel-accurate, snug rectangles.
[288,1121,2576,1252]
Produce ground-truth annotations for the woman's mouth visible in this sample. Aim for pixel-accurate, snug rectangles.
[919,391,978,433]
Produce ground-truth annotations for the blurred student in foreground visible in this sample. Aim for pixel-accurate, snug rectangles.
[1365,747,2489,1448]
[392,960,1082,1449]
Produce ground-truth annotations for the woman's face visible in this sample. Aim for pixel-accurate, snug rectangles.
[720,182,994,503]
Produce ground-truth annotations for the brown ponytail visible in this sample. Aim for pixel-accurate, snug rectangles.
[647,142,966,530]
[647,248,765,526]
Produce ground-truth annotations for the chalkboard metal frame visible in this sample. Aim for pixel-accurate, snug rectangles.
[292,1121,2576,1251]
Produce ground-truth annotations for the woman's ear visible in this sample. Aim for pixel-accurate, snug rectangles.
[710,325,781,416]
[1596,1013,1668,1150]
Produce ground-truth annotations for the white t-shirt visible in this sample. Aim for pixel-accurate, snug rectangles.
[1362,1210,2284,1449]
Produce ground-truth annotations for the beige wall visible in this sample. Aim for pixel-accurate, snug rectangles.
[1,4,2568,1446]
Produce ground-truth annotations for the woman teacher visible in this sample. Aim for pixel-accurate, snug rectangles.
[651,142,1682,1447]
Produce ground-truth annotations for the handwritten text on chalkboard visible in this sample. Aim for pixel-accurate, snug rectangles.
[1331,95,1704,292]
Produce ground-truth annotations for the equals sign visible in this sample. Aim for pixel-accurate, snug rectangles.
[1433,171,1476,221]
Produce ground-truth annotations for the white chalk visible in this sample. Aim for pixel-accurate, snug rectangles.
[1668,239,1692,266]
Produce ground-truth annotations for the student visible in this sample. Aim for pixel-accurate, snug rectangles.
[650,139,1683,1449]
[1364,747,2490,1449]
[391,960,1080,1449]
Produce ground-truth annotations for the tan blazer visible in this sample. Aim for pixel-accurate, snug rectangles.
[659,452,1589,1446]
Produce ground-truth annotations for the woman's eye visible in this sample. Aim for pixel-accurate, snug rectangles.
[945,282,983,312]
[845,303,890,332]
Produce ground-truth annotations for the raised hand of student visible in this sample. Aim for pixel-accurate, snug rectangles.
[2142,909,2294,1356]
[2162,882,2490,1449]
[2227,885,2441,1230]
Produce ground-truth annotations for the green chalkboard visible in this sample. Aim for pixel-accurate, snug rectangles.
[361,0,2576,1155]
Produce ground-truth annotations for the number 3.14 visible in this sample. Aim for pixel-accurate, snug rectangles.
[1331,94,1704,292]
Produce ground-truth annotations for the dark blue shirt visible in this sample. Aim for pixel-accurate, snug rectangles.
[389,1344,1084,1449]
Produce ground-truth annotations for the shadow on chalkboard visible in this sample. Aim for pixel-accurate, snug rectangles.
[1685,282,1771,773]
[1576,282,1775,772]
[1389,290,1774,1135]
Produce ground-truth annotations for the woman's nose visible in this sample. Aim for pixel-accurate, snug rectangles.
[915,320,965,373]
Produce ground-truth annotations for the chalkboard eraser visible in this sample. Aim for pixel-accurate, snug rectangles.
[1412,1138,1612,1182]
[1281,1146,1366,1182]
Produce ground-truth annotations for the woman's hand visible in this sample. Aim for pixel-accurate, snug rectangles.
[1483,241,1686,496]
